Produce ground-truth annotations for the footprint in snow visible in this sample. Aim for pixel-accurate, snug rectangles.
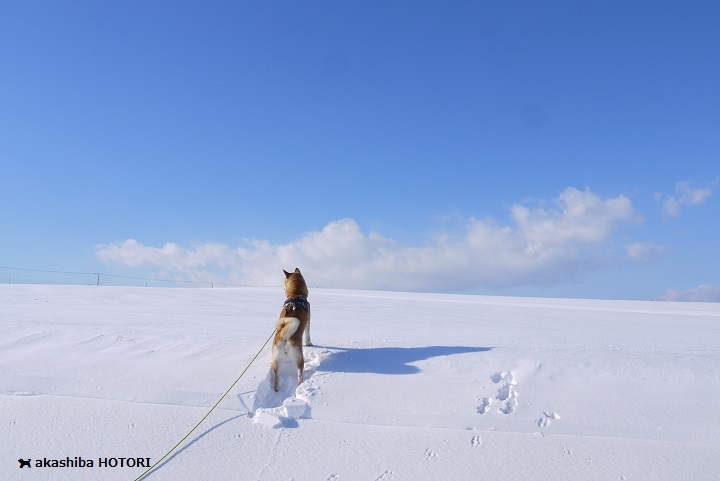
[477,397,492,414]
[423,448,437,461]
[471,435,483,447]
[481,371,518,415]
[536,411,561,428]
[494,372,518,414]
[374,470,394,481]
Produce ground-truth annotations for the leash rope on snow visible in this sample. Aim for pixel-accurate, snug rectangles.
[133,329,276,481]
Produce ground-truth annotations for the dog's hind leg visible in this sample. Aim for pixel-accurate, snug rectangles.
[296,355,304,386]
[272,358,280,392]
[304,304,313,346]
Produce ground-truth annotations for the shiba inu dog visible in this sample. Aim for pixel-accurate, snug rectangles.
[272,268,312,392]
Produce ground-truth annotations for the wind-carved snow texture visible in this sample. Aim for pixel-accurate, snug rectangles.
[478,371,518,415]
[252,348,331,428]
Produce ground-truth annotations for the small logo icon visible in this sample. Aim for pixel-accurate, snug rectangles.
[19,458,32,468]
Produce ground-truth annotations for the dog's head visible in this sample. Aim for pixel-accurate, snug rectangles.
[283,268,308,298]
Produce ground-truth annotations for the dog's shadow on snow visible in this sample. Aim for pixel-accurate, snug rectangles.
[315,345,492,375]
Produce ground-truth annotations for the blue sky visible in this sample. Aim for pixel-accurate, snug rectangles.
[1,1,718,300]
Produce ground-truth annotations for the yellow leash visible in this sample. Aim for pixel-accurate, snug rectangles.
[133,329,276,481]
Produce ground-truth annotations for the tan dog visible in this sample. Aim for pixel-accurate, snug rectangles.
[272,268,312,392]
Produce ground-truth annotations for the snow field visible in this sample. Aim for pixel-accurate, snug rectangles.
[2,284,719,480]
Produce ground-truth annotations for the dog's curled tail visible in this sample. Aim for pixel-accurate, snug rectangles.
[275,317,300,341]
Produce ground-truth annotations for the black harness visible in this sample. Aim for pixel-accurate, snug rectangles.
[283,296,309,316]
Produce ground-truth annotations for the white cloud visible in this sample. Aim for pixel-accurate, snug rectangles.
[97,187,642,292]
[624,242,668,264]
[658,179,717,220]
[660,285,720,303]
[96,239,235,271]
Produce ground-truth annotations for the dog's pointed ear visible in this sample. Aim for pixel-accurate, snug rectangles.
[283,269,292,278]
[294,268,301,274]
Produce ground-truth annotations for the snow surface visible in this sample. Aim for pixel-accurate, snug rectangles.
[2,284,719,480]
